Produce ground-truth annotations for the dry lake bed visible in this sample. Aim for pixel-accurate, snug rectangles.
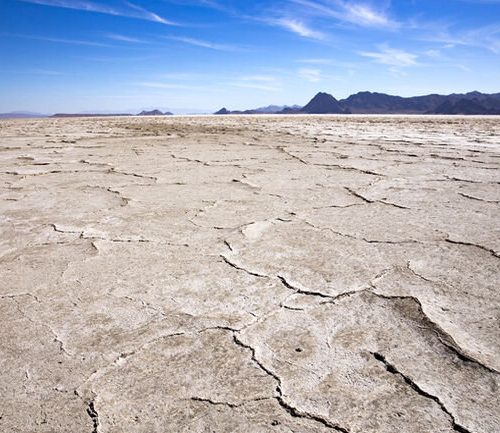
[1,115,499,433]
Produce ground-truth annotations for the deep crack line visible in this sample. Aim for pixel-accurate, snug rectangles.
[276,145,309,165]
[189,396,272,409]
[86,401,100,433]
[458,192,499,204]
[372,352,474,433]
[232,334,282,386]
[445,238,499,259]
[50,223,152,244]
[232,333,350,433]
[220,254,268,278]
[343,187,409,209]
[303,219,424,246]
[275,396,350,433]
[276,276,499,377]
[190,396,239,408]
[277,275,333,299]
[369,289,500,375]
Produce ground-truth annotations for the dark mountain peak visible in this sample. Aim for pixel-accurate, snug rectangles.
[310,92,339,103]
[355,91,373,96]
[215,107,230,115]
[301,92,349,114]
[340,91,410,113]
[315,91,333,97]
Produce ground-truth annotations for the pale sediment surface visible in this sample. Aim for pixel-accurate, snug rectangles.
[1,115,499,433]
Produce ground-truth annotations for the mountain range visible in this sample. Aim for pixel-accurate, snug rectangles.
[215,91,500,115]
[2,91,500,118]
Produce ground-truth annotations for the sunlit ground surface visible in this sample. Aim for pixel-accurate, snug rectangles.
[1,115,499,433]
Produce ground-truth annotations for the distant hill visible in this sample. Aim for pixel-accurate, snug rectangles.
[301,92,350,114]
[215,104,302,115]
[0,111,47,119]
[255,104,302,113]
[138,109,173,116]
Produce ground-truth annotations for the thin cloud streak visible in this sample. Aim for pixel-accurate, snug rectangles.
[169,36,241,51]
[298,58,332,64]
[298,68,322,82]
[266,17,326,39]
[19,0,176,25]
[124,1,174,25]
[422,24,500,54]
[107,33,147,43]
[3,32,112,47]
[360,46,419,67]
[290,0,399,29]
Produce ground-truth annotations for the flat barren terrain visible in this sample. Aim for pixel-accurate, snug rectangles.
[1,115,499,433]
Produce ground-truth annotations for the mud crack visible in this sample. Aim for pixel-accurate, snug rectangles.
[86,401,100,433]
[232,333,350,432]
[372,352,473,433]
[220,254,268,278]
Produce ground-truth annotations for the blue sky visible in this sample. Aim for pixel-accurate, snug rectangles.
[1,0,500,113]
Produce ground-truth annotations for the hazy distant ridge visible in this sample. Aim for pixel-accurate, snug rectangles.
[3,91,500,119]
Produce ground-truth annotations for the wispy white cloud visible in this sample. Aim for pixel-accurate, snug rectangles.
[360,46,419,67]
[169,36,240,51]
[290,0,399,29]
[423,49,441,58]
[4,32,111,47]
[298,68,322,82]
[259,0,396,42]
[107,33,146,43]
[164,0,230,12]
[342,2,396,28]
[19,0,175,25]
[267,17,326,39]
[423,24,500,54]
[298,58,332,64]
[124,1,174,25]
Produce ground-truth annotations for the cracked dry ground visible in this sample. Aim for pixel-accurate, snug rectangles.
[1,115,499,433]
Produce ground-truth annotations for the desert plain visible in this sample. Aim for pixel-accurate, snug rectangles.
[0,115,499,433]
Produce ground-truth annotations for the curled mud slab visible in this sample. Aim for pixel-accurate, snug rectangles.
[1,115,499,433]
